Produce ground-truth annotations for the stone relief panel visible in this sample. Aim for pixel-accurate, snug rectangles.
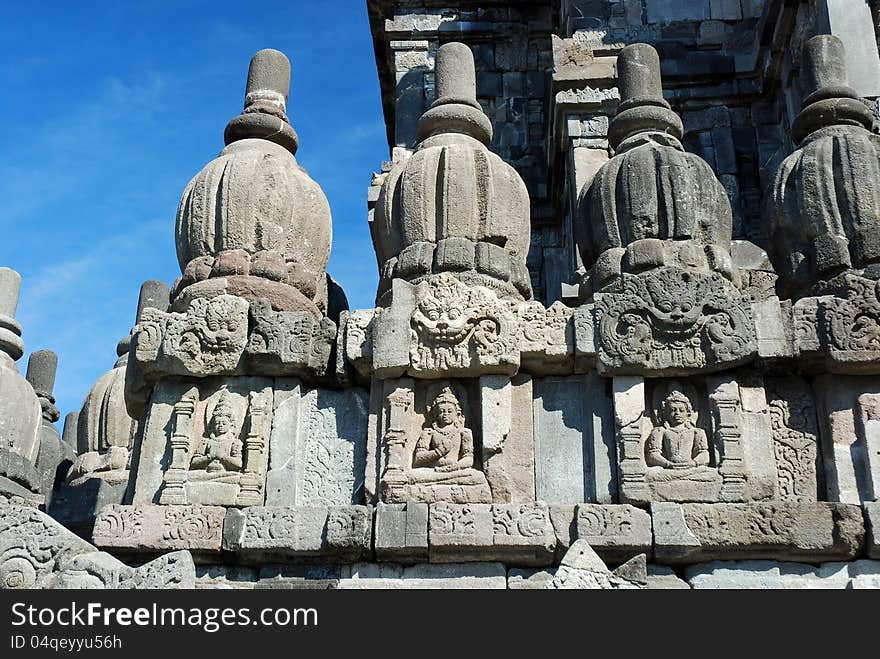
[369,378,492,504]
[408,274,519,376]
[131,377,273,507]
[265,381,368,507]
[0,504,194,589]
[595,267,756,376]
[132,295,336,381]
[814,375,880,504]
[360,274,575,379]
[766,377,819,503]
[614,375,776,505]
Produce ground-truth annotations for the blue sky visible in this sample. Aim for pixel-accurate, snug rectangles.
[0,1,387,423]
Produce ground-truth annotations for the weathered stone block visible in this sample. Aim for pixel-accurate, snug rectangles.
[222,506,372,562]
[374,502,429,563]
[0,503,195,589]
[481,374,536,503]
[92,504,225,553]
[534,374,616,504]
[653,502,865,564]
[574,504,652,561]
[428,502,556,566]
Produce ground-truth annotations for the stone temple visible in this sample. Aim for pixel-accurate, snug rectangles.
[4,0,880,589]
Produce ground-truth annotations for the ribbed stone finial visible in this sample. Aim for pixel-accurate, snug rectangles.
[135,280,170,322]
[224,48,299,154]
[0,267,21,319]
[434,42,479,108]
[26,349,57,398]
[416,41,493,144]
[608,43,683,150]
[617,43,664,108]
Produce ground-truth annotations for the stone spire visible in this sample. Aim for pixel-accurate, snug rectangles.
[0,267,24,363]
[174,49,333,317]
[580,43,734,289]
[26,350,59,424]
[373,41,532,302]
[770,35,880,296]
[0,268,42,465]
[224,48,299,154]
[608,43,683,150]
[415,42,493,145]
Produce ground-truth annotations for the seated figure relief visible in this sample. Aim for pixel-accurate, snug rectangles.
[410,386,484,485]
[646,388,718,488]
[380,381,492,504]
[190,391,242,474]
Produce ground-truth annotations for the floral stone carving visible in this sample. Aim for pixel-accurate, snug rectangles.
[595,267,756,376]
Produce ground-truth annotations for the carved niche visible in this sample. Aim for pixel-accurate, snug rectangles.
[372,378,492,504]
[595,267,756,376]
[131,377,273,507]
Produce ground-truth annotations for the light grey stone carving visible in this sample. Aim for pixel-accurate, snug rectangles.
[92,504,225,553]
[579,45,755,376]
[131,377,273,507]
[133,294,338,381]
[0,503,194,589]
[515,541,646,589]
[374,502,429,563]
[265,381,368,507]
[594,267,756,376]
[175,49,332,317]
[766,377,819,502]
[614,376,776,504]
[427,502,556,566]
[375,379,492,504]
[363,277,577,379]
[533,374,616,504]
[652,502,865,564]
[0,268,42,477]
[574,504,652,562]
[339,562,506,589]
[223,506,372,562]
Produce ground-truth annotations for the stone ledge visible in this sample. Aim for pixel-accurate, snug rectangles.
[653,502,865,565]
[222,506,373,563]
[92,504,226,553]
[685,559,880,589]
[427,502,557,566]
[574,503,653,561]
[338,562,506,589]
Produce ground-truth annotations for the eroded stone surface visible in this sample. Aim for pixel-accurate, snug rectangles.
[653,502,865,564]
